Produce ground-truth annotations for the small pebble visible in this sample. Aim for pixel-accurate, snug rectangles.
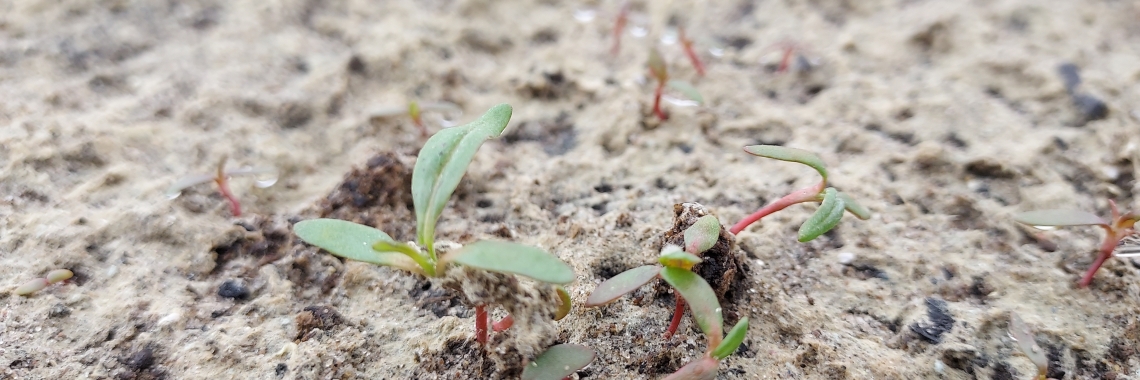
[837,252,856,265]
[218,279,250,299]
[48,303,71,318]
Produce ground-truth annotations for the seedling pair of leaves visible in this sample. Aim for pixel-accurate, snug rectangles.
[647,49,703,121]
[728,145,870,241]
[586,215,748,379]
[1014,200,1138,287]
[293,105,576,349]
[166,156,277,217]
[14,269,74,296]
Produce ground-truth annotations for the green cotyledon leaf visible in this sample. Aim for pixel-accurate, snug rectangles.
[711,317,749,360]
[683,215,721,254]
[293,219,422,274]
[798,187,845,242]
[837,191,871,220]
[660,267,723,343]
[413,104,512,257]
[743,145,828,181]
[443,240,575,284]
[521,344,596,380]
[585,265,661,307]
[1014,210,1107,227]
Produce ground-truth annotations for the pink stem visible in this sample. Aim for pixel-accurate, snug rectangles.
[653,84,667,120]
[215,178,242,217]
[729,182,824,235]
[475,305,488,345]
[1079,228,1120,288]
[680,30,706,76]
[1078,250,1112,288]
[611,3,629,56]
[492,314,514,332]
[664,294,685,339]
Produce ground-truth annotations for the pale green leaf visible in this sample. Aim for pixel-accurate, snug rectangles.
[1014,210,1107,227]
[660,267,723,341]
[585,265,660,307]
[743,145,828,180]
[662,357,718,380]
[648,49,667,83]
[413,104,513,255]
[712,317,749,360]
[667,80,703,104]
[521,344,596,380]
[1009,312,1048,377]
[293,219,421,273]
[684,215,721,254]
[445,240,575,284]
[554,286,572,321]
[837,191,871,220]
[798,188,845,242]
[372,240,433,276]
[659,245,702,270]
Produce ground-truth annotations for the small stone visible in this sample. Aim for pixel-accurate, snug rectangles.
[837,252,856,265]
[126,347,155,371]
[218,279,250,299]
[48,303,71,318]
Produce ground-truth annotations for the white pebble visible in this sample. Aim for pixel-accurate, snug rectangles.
[837,252,856,264]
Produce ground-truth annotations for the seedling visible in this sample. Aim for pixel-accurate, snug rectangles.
[1008,312,1048,380]
[521,344,596,380]
[370,101,462,137]
[611,2,630,56]
[292,104,575,346]
[677,28,706,77]
[729,145,870,241]
[166,156,276,217]
[1014,200,1137,287]
[15,269,73,296]
[761,40,812,73]
[647,49,704,121]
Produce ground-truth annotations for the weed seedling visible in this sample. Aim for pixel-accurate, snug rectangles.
[166,156,276,217]
[647,49,704,121]
[677,28,706,77]
[761,40,812,74]
[371,101,462,137]
[15,269,73,296]
[1014,200,1137,287]
[729,145,870,241]
[611,2,630,56]
[293,104,575,346]
[521,344,596,380]
[1008,312,1049,380]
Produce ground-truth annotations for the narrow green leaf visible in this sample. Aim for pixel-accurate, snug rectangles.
[585,265,661,307]
[667,80,703,104]
[413,104,513,256]
[293,219,422,273]
[712,317,749,360]
[521,344,596,380]
[648,49,667,83]
[837,192,871,220]
[662,357,718,380]
[554,286,572,321]
[1014,210,1107,227]
[684,215,721,254]
[660,267,723,341]
[445,240,575,284]
[1009,312,1048,377]
[659,245,703,270]
[798,188,845,242]
[743,145,828,180]
[372,240,434,276]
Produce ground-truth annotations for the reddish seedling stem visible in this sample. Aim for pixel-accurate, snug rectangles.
[492,314,514,332]
[214,156,242,217]
[730,182,825,234]
[611,2,630,55]
[652,83,667,120]
[664,294,686,339]
[777,46,796,73]
[475,305,489,345]
[679,28,705,76]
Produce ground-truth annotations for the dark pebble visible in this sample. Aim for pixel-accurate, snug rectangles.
[218,279,250,299]
[126,347,155,371]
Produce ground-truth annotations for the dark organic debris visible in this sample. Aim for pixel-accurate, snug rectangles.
[909,297,954,344]
[296,305,345,341]
[1056,63,1109,125]
[217,279,250,300]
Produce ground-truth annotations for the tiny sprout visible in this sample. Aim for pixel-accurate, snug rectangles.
[293,104,576,346]
[15,269,73,296]
[371,101,462,137]
[1014,200,1137,287]
[610,2,630,56]
[521,344,596,380]
[166,156,277,217]
[729,145,870,242]
[761,40,812,74]
[678,27,706,77]
[1008,312,1048,380]
[647,49,703,121]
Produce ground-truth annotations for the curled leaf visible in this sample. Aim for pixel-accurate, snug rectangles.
[15,278,49,296]
[798,188,846,242]
[712,317,749,360]
[584,265,660,307]
[837,191,871,220]
[662,357,718,380]
[413,104,513,256]
[660,267,723,345]
[1009,312,1048,379]
[743,145,828,180]
[444,240,575,284]
[521,344,596,380]
[46,269,74,284]
[372,240,433,276]
[554,286,572,321]
[684,215,721,254]
[667,80,703,104]
[1014,210,1107,228]
[293,219,423,274]
[659,245,703,270]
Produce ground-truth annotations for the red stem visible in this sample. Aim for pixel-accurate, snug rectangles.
[1079,249,1112,288]
[664,294,685,339]
[1079,228,1121,288]
[680,30,705,76]
[492,314,514,332]
[653,84,667,120]
[729,182,824,235]
[777,47,794,73]
[475,305,488,345]
[215,177,242,217]
[611,3,629,56]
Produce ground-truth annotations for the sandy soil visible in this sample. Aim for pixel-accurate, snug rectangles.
[3,0,1140,379]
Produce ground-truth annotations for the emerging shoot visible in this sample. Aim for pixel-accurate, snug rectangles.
[1008,312,1048,380]
[647,49,703,121]
[15,269,73,296]
[729,145,870,241]
[166,156,277,217]
[1014,200,1138,287]
[611,2,630,56]
[678,27,706,77]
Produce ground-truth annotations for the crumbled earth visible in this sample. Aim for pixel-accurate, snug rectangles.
[3,1,1140,379]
